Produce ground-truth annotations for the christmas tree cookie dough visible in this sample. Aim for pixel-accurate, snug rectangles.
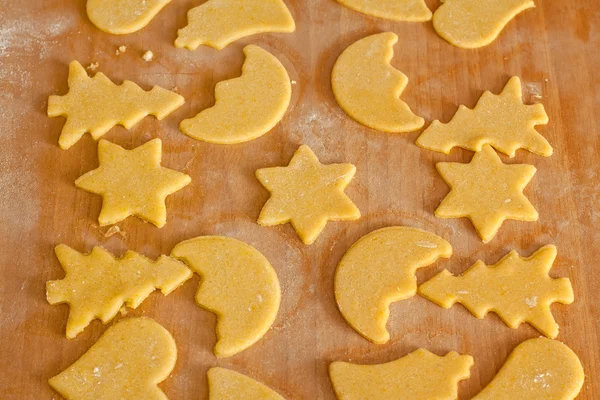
[208,368,285,400]
[334,226,452,344]
[47,245,192,338]
[330,349,473,400]
[49,317,177,400]
[417,76,552,157]
[180,45,291,144]
[419,245,573,338]
[256,145,360,245]
[336,0,431,22]
[48,61,184,149]
[473,338,584,400]
[331,32,424,133]
[171,236,281,358]
[435,145,538,243]
[433,0,535,49]
[87,0,172,35]
[175,0,295,50]
[75,139,191,228]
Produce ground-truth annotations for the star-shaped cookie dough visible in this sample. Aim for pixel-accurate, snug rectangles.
[256,145,360,245]
[435,145,537,242]
[76,139,191,228]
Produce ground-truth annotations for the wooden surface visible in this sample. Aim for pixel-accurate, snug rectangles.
[0,0,598,398]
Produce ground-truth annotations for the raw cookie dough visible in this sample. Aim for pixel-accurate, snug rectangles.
[87,0,172,35]
[175,0,295,50]
[435,144,538,243]
[419,245,573,338]
[433,0,535,49]
[417,76,552,157]
[48,61,184,149]
[47,245,192,338]
[330,349,473,400]
[331,32,424,133]
[334,226,452,344]
[208,367,285,400]
[336,0,431,22]
[171,236,281,358]
[49,317,177,400]
[75,139,191,228]
[256,145,360,245]
[473,338,584,400]
[180,45,291,144]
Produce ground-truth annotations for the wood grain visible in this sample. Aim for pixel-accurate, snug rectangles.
[0,0,598,398]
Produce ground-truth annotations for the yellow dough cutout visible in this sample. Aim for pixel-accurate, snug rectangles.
[419,245,573,338]
[171,236,281,358]
[256,145,360,245]
[417,76,552,157]
[336,0,431,22]
[334,226,452,344]
[435,144,538,243]
[75,139,191,228]
[331,32,424,133]
[87,0,172,35]
[175,0,295,50]
[208,368,285,400]
[433,0,535,49]
[330,349,473,400]
[48,61,184,149]
[47,245,192,339]
[473,338,584,400]
[180,45,291,144]
[49,317,177,400]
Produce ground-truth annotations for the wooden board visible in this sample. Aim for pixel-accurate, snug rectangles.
[1,0,598,398]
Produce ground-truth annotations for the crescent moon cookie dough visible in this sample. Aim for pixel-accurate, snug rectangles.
[419,245,574,338]
[208,368,285,400]
[329,349,473,400]
[48,61,184,149]
[87,0,172,35]
[46,245,192,338]
[472,338,584,400]
[433,0,535,49]
[255,145,360,245]
[49,317,177,400]
[175,0,295,50]
[331,32,424,133]
[417,76,552,157]
[435,144,538,243]
[180,45,291,144]
[334,226,452,344]
[335,0,432,22]
[171,236,281,358]
[75,139,191,228]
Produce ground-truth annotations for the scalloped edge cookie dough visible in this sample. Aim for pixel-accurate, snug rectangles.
[175,0,295,50]
[332,32,424,133]
[334,226,452,344]
[180,45,291,144]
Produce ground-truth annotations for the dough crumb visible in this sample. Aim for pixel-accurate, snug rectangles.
[291,80,297,85]
[86,62,99,72]
[115,45,127,55]
[104,225,126,238]
[142,50,154,62]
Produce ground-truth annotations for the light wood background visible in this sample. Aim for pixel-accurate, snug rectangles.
[0,0,598,398]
